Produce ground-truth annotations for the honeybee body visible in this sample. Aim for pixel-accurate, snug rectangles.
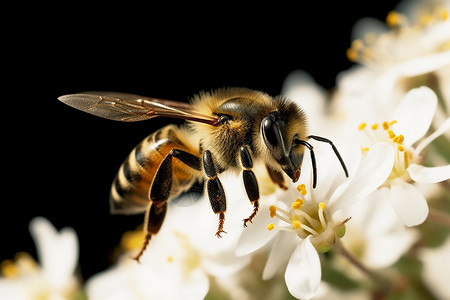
[112,88,309,215]
[110,125,202,215]
[58,87,348,262]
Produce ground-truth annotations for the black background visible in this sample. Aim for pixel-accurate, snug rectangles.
[3,2,400,281]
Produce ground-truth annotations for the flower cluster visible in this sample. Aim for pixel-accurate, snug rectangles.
[2,1,449,299]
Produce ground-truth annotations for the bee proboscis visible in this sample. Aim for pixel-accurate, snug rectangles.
[58,88,348,262]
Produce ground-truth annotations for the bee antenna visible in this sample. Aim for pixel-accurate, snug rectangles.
[307,135,349,178]
[296,140,317,188]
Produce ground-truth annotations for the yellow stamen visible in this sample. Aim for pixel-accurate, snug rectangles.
[382,121,390,130]
[167,256,173,263]
[293,221,301,229]
[292,201,302,210]
[351,39,365,50]
[386,11,403,27]
[358,122,367,130]
[371,123,378,130]
[420,13,433,26]
[319,202,326,210]
[387,130,396,139]
[296,198,304,205]
[297,184,307,196]
[0,260,18,278]
[397,145,405,152]
[361,147,369,152]
[437,7,448,20]
[269,205,277,218]
[267,223,275,231]
[389,120,397,126]
[346,47,359,62]
[395,134,404,144]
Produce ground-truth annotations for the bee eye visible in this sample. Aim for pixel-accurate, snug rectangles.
[261,116,282,149]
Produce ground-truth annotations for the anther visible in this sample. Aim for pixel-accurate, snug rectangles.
[297,184,307,196]
[346,47,359,62]
[393,135,404,144]
[358,123,367,130]
[319,202,326,210]
[437,7,448,20]
[383,121,390,130]
[386,11,403,27]
[267,223,275,231]
[371,123,378,130]
[292,201,302,210]
[387,130,396,139]
[293,221,301,229]
[269,205,277,218]
[389,120,397,126]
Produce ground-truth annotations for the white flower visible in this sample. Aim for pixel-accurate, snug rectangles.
[87,174,251,300]
[335,2,450,131]
[419,235,450,300]
[356,86,450,226]
[282,70,329,135]
[0,217,79,300]
[335,190,419,271]
[236,142,394,300]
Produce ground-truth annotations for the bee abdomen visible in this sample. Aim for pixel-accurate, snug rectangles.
[110,125,201,215]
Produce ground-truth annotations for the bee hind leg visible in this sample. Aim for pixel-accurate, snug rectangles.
[133,201,167,263]
[240,146,260,227]
[135,148,202,262]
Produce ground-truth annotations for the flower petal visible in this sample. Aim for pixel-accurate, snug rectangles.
[396,51,450,77]
[262,231,298,280]
[415,118,450,154]
[282,70,327,132]
[365,227,418,268]
[419,236,450,300]
[29,217,78,288]
[328,142,394,212]
[408,164,450,183]
[391,87,437,146]
[285,237,321,300]
[235,206,278,257]
[390,179,429,227]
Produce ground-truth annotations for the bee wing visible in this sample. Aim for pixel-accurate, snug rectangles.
[58,91,220,125]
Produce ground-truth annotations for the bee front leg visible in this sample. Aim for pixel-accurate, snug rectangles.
[240,146,260,227]
[203,150,227,237]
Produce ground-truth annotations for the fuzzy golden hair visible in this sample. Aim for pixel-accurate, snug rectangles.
[188,88,309,173]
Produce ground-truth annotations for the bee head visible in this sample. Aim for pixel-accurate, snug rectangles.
[260,98,308,182]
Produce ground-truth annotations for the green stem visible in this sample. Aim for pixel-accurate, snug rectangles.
[334,240,391,299]
[428,208,450,227]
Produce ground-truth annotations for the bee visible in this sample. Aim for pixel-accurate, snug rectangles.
[58,88,348,262]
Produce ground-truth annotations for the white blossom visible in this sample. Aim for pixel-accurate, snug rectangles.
[236,141,394,299]
[0,217,79,300]
[355,87,450,226]
[86,173,251,300]
[419,235,450,299]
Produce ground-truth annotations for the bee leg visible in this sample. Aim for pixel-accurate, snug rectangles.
[133,201,167,263]
[203,150,227,237]
[240,146,260,227]
[135,149,202,262]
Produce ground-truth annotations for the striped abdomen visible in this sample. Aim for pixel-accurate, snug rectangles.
[110,125,202,214]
